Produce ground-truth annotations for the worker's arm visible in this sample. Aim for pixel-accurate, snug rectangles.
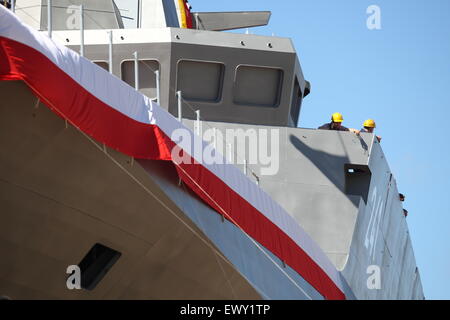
[348,128,360,135]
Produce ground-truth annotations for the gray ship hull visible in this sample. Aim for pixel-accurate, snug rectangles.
[0,0,424,300]
[0,81,330,299]
[0,80,262,299]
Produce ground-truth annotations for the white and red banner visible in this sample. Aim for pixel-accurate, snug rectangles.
[0,6,346,299]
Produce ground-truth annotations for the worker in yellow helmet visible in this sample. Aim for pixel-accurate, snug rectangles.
[361,119,381,142]
[318,112,360,135]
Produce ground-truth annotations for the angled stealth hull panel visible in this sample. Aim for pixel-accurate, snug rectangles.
[182,119,424,300]
[0,80,262,299]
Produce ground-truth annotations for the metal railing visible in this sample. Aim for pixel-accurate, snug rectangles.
[39,4,260,184]
[174,90,261,185]
[47,0,52,38]
[79,5,84,56]
[107,30,113,74]
[133,51,139,90]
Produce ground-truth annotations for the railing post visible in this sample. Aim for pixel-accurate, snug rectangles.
[176,91,182,122]
[108,30,113,74]
[11,0,15,13]
[195,110,201,136]
[137,0,142,28]
[133,51,139,90]
[47,0,52,38]
[155,70,160,103]
[79,5,84,57]
[244,159,247,175]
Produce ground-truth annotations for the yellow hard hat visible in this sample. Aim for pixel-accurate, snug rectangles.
[363,119,376,128]
[331,112,344,123]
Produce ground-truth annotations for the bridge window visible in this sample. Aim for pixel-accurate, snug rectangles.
[233,65,283,108]
[176,60,224,102]
[93,61,109,71]
[121,59,160,99]
[290,77,302,126]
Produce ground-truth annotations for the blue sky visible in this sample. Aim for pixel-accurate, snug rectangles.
[187,0,450,299]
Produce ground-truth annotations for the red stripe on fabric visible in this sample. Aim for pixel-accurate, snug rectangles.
[0,37,172,160]
[174,160,345,300]
[0,35,345,300]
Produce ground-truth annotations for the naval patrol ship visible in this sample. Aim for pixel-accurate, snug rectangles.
[0,0,424,299]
